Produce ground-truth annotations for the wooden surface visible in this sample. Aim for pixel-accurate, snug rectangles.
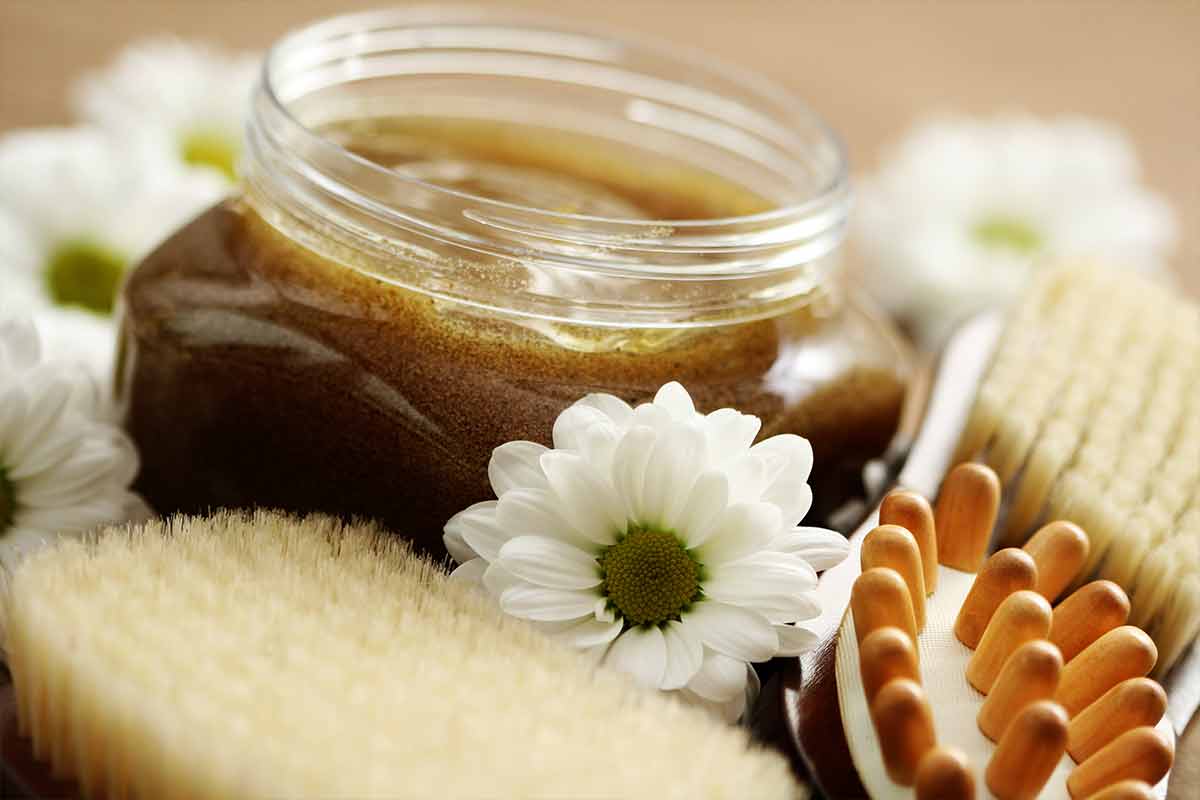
[0,2,1197,798]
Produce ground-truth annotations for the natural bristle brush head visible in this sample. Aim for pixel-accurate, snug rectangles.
[956,265,1200,677]
[837,475,1174,800]
[1,511,799,799]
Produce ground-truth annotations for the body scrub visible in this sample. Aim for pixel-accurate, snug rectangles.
[118,8,911,558]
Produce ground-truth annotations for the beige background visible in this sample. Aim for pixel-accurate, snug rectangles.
[1,1,1198,796]
[2,0,1197,292]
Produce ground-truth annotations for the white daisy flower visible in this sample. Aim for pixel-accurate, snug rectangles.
[72,37,259,183]
[0,307,151,574]
[0,128,227,379]
[856,114,1177,346]
[444,382,849,721]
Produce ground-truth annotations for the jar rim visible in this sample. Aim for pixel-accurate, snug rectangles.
[242,5,851,327]
[254,5,849,229]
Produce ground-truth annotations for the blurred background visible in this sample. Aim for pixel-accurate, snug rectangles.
[2,0,1197,291]
[1,1,1198,796]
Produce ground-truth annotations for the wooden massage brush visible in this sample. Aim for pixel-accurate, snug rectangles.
[776,266,1199,798]
[840,465,1173,799]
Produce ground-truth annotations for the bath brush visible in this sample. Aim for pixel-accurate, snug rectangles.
[778,266,1198,795]
[838,475,1173,799]
[0,511,801,799]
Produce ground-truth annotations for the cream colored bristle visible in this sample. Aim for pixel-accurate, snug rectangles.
[957,264,1200,674]
[1,511,800,799]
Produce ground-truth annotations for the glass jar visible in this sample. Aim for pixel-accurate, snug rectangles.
[117,7,911,559]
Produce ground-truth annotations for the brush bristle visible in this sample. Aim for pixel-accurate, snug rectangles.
[957,264,1200,675]
[2,510,800,799]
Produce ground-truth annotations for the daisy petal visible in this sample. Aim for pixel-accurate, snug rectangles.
[611,425,655,523]
[449,558,488,586]
[499,584,598,622]
[774,624,821,656]
[653,381,696,420]
[682,601,778,663]
[704,555,821,624]
[694,502,781,565]
[685,649,749,702]
[604,625,667,690]
[443,526,477,564]
[4,374,78,473]
[553,617,624,650]
[443,501,507,561]
[574,392,634,428]
[481,563,524,597]
[702,407,761,457]
[576,420,620,477]
[752,434,815,526]
[769,526,851,571]
[540,451,624,546]
[488,441,549,496]
[721,453,769,504]
[631,401,672,430]
[661,620,704,690]
[752,434,814,484]
[639,422,706,531]
[497,535,601,590]
[552,404,611,451]
[496,488,594,552]
[706,551,818,594]
[0,314,40,369]
[594,597,616,623]
[677,470,730,548]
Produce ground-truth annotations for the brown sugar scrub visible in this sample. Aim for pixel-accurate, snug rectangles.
[117,10,910,559]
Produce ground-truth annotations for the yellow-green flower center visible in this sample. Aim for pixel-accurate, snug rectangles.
[44,239,126,314]
[972,215,1042,255]
[599,528,702,627]
[0,467,15,534]
[181,129,238,182]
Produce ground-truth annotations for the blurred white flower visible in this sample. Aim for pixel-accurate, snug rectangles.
[0,308,151,574]
[0,128,226,380]
[73,37,259,183]
[445,381,849,721]
[856,115,1177,346]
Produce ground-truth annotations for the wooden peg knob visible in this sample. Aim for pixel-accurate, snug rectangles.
[967,590,1052,693]
[985,700,1069,800]
[955,548,1039,649]
[851,568,918,650]
[870,678,936,786]
[934,462,1001,572]
[1067,727,1174,799]
[880,489,939,593]
[978,639,1062,741]
[1082,780,1155,800]
[915,747,975,800]
[1068,677,1168,763]
[1049,580,1130,663]
[860,626,920,704]
[1022,520,1090,602]
[1056,626,1157,717]
[861,525,927,630]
